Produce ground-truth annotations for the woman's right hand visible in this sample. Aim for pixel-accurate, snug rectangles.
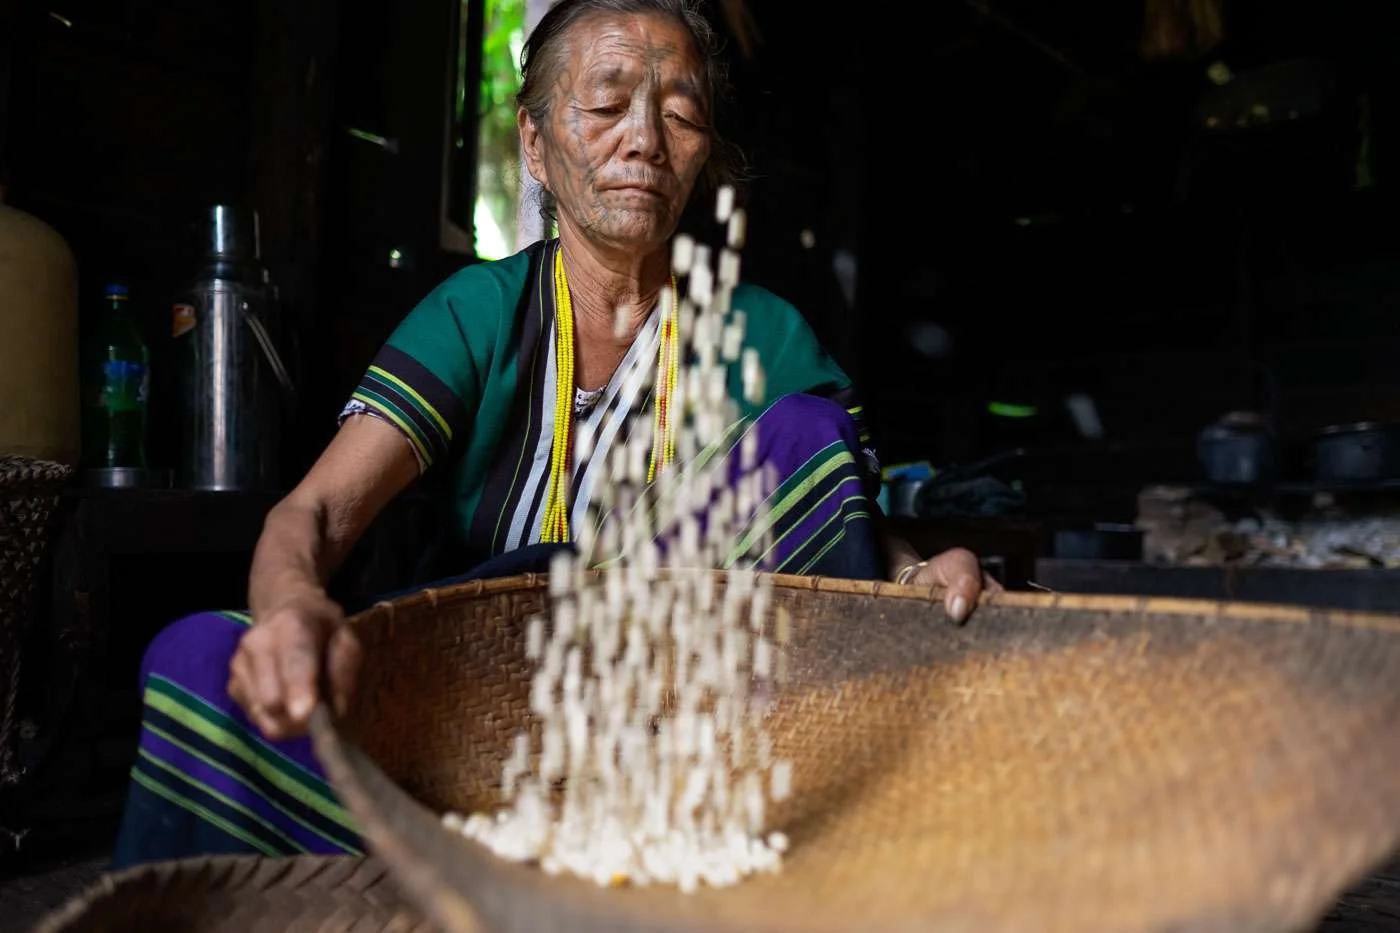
[232,415,420,740]
[227,589,363,740]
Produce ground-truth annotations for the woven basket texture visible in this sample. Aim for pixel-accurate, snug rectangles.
[0,456,72,784]
[307,573,1400,933]
[28,854,433,933]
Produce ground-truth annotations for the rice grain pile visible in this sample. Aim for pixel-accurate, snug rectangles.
[441,190,795,892]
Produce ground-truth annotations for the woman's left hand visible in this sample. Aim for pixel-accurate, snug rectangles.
[906,547,1003,624]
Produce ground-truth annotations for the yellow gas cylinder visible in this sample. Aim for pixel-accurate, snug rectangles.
[0,188,80,465]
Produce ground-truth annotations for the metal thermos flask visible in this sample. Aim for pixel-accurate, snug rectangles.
[173,205,294,490]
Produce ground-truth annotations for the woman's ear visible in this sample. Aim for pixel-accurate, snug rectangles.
[518,108,548,190]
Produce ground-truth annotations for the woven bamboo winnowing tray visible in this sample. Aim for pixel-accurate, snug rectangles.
[29,854,432,933]
[309,572,1400,933]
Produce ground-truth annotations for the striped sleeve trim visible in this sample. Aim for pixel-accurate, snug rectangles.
[846,404,873,446]
[339,401,429,473]
[342,345,466,468]
[818,386,873,446]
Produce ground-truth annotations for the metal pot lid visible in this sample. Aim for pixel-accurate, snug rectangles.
[1320,421,1387,435]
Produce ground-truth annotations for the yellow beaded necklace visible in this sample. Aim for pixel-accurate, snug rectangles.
[540,248,680,543]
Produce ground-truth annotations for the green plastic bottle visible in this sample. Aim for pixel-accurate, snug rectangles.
[81,283,150,469]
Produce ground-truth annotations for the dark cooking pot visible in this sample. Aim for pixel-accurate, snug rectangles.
[1313,422,1400,484]
[1197,411,1275,486]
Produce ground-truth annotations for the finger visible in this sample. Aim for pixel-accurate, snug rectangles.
[922,549,983,623]
[276,624,323,726]
[242,629,287,722]
[228,647,287,738]
[914,560,982,622]
[944,573,982,625]
[229,667,276,736]
[248,701,290,741]
[325,627,364,718]
[925,548,982,587]
[982,572,1006,594]
[227,649,253,711]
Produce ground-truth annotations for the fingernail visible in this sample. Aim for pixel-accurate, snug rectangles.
[289,694,313,720]
[949,595,968,623]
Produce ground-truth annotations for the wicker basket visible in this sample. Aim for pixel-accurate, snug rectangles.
[309,573,1400,933]
[28,854,434,933]
[0,456,73,786]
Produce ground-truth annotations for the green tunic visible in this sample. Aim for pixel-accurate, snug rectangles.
[341,238,875,568]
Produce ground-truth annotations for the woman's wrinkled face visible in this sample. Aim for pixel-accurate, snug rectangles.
[520,12,711,250]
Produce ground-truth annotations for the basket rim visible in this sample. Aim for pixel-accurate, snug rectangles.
[28,854,401,933]
[347,569,1400,635]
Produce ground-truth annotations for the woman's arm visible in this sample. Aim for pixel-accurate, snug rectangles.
[229,415,421,739]
[881,524,925,583]
[247,415,420,614]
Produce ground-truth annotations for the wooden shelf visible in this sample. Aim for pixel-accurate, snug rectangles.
[1034,558,1400,613]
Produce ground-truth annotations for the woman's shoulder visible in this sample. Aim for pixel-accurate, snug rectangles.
[731,280,798,316]
[730,280,817,345]
[429,242,541,310]
[385,242,547,367]
[722,279,853,412]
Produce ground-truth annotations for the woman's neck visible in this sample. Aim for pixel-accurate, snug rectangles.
[557,230,671,390]
[557,229,670,340]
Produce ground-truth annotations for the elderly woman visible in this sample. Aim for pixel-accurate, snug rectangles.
[109,0,996,867]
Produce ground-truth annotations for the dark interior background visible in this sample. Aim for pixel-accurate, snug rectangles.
[3,0,1398,523]
[2,0,1400,881]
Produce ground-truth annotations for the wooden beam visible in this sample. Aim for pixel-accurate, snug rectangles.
[247,0,341,472]
[247,0,339,324]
